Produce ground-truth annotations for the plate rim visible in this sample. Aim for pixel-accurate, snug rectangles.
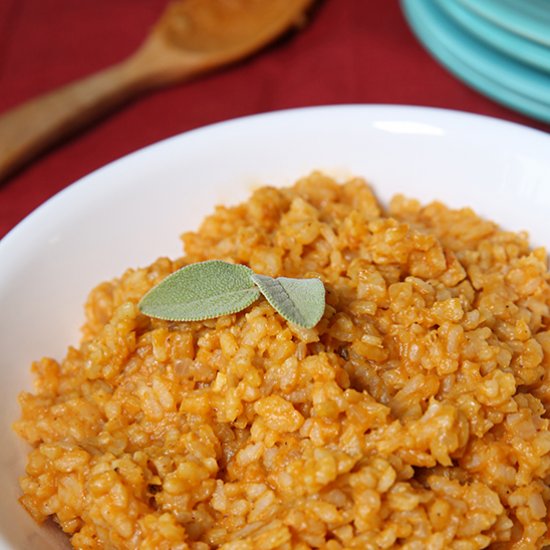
[436,0,550,73]
[1,103,550,254]
[401,0,550,123]
[456,0,550,47]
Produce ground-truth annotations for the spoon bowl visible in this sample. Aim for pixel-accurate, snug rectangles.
[135,0,313,85]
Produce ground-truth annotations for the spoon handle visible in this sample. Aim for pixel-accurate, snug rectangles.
[0,58,152,182]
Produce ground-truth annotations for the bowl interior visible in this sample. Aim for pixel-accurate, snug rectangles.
[1,105,549,549]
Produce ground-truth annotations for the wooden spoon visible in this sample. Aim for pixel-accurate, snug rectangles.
[0,0,314,182]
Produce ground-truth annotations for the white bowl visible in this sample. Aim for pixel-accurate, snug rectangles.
[1,105,549,549]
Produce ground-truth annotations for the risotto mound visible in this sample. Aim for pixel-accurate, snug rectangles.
[15,173,550,549]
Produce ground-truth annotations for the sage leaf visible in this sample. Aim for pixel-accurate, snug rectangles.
[251,273,325,329]
[139,260,260,321]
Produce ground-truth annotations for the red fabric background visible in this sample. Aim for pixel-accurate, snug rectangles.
[1,0,548,238]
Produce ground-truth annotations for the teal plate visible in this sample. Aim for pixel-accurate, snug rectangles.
[436,0,550,73]
[457,0,550,47]
[401,0,550,123]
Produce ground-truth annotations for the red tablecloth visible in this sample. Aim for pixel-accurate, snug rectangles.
[1,0,548,238]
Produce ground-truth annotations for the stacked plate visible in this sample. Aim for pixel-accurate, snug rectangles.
[401,0,550,123]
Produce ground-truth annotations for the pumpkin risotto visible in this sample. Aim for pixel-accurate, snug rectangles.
[14,173,550,549]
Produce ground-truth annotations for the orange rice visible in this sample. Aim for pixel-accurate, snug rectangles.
[14,173,550,549]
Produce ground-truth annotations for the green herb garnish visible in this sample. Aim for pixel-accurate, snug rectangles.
[250,273,325,330]
[138,261,260,322]
[138,260,325,329]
